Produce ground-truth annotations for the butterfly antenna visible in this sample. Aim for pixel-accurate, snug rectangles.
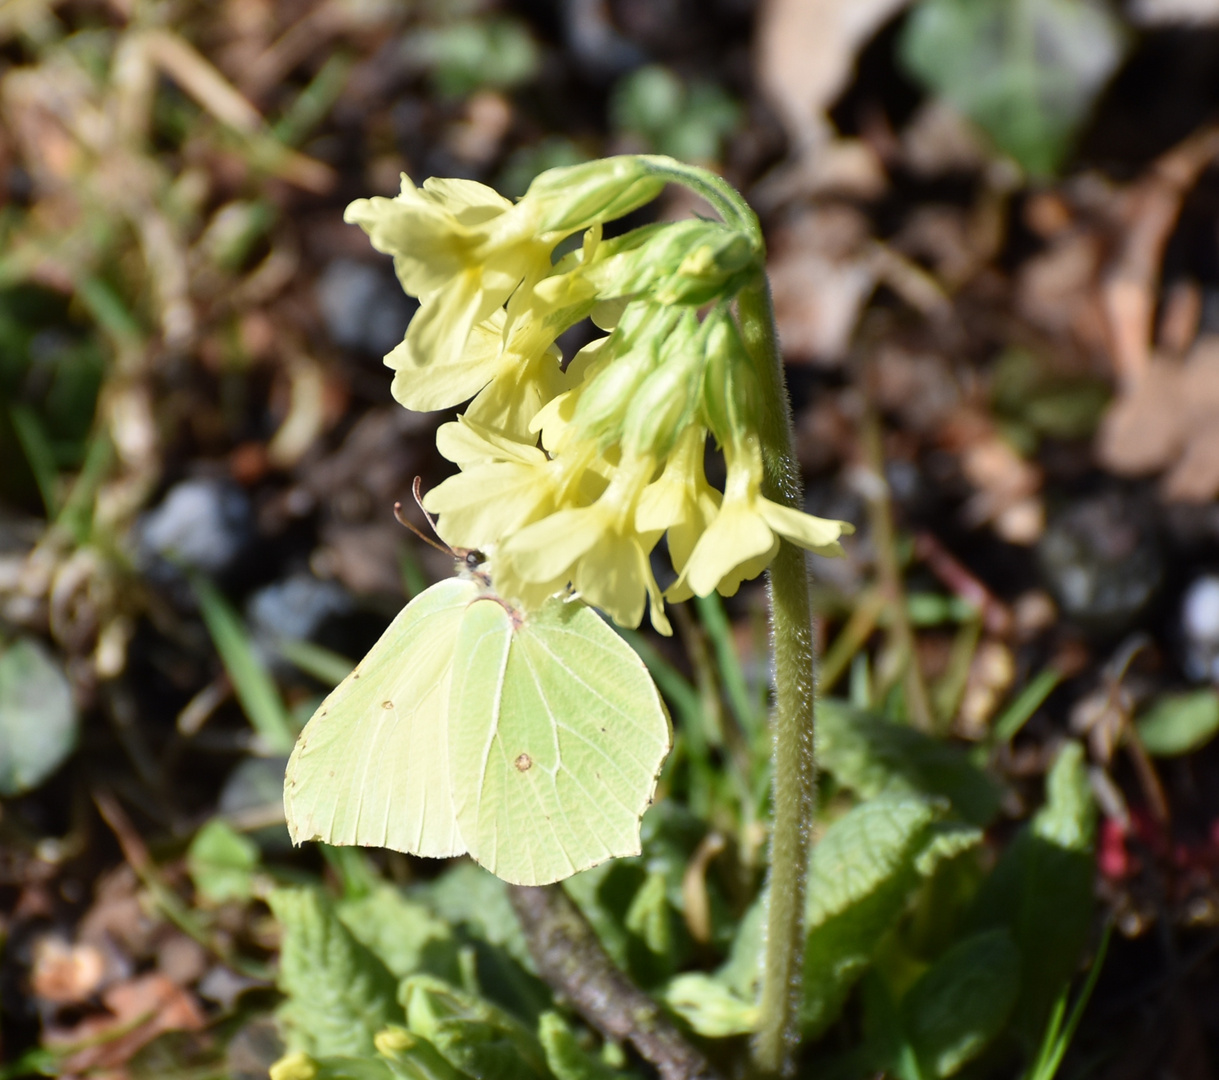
[393,484,453,556]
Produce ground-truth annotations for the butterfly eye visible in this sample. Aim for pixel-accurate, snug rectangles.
[465,550,484,568]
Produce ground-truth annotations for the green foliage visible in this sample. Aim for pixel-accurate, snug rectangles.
[902,929,1021,1078]
[609,66,741,164]
[337,885,457,982]
[407,17,541,98]
[966,742,1096,1043]
[192,575,297,754]
[802,794,982,1037]
[187,819,260,903]
[1136,690,1219,756]
[900,0,1127,175]
[269,888,404,1057]
[817,700,1002,826]
[0,635,79,796]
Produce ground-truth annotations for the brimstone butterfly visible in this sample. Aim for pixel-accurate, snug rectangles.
[283,560,672,886]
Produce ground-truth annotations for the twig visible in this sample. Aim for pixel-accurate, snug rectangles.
[508,885,719,1080]
[913,531,1012,636]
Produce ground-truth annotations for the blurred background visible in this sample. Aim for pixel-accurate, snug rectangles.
[4,0,1219,1076]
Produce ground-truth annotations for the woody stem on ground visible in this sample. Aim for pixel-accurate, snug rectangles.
[509,885,719,1080]
[737,277,817,1078]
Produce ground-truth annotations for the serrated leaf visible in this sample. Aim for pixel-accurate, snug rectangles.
[187,819,259,903]
[967,742,1095,1044]
[338,885,456,981]
[663,974,758,1037]
[402,975,549,1080]
[902,928,1021,1078]
[1136,690,1219,757]
[539,1013,632,1080]
[899,0,1127,175]
[817,700,1001,826]
[423,864,531,969]
[269,888,403,1057]
[802,794,979,1036]
[0,636,78,796]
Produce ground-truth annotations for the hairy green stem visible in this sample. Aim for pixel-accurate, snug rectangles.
[649,163,816,1076]
[738,278,816,1077]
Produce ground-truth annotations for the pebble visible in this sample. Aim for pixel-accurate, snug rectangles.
[137,478,252,577]
[246,573,352,645]
[1037,492,1162,630]
[316,258,417,357]
[1182,575,1219,682]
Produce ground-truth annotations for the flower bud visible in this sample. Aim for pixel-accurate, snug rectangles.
[585,219,759,306]
[524,157,665,235]
[269,1052,318,1080]
[374,1026,417,1058]
[701,309,760,443]
[621,312,707,458]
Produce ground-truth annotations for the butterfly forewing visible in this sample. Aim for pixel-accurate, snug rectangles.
[448,596,672,886]
[284,578,480,858]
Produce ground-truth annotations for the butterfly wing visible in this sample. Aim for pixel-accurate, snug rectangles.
[284,578,479,858]
[449,596,672,886]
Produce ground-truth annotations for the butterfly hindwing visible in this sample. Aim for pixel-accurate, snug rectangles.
[448,596,672,886]
[284,578,480,858]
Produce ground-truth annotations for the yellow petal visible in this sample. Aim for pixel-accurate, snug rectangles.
[757,501,853,556]
[434,416,547,468]
[422,462,556,550]
[683,502,777,598]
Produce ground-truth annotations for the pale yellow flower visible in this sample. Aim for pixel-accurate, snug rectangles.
[495,454,670,633]
[680,434,851,598]
[422,417,563,553]
[347,176,551,413]
[636,424,721,596]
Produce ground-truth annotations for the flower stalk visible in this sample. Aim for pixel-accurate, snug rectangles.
[345,155,850,1077]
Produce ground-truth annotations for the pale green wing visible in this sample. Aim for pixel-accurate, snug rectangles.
[449,597,672,886]
[284,578,480,858]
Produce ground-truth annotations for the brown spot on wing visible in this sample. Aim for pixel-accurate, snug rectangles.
[514,753,532,772]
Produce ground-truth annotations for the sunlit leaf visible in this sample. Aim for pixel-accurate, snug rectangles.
[269,888,402,1057]
[900,0,1127,175]
[1136,690,1219,757]
[0,635,78,796]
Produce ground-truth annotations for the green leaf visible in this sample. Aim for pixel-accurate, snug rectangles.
[663,974,758,1037]
[269,888,403,1057]
[423,864,531,970]
[539,1013,631,1080]
[801,794,982,1037]
[186,819,259,903]
[338,885,456,981]
[899,0,1127,175]
[902,929,1021,1078]
[967,742,1095,1044]
[192,575,296,754]
[0,636,78,796]
[1136,690,1219,757]
[402,976,549,1080]
[408,17,540,98]
[817,700,1001,826]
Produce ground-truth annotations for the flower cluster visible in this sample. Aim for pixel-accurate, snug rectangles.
[347,156,852,633]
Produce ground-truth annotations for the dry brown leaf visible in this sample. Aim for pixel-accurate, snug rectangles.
[51,972,207,1078]
[1098,336,1219,501]
[768,207,876,364]
[1016,231,1109,353]
[755,0,913,147]
[31,937,108,1004]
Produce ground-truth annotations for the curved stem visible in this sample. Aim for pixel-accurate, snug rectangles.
[737,277,816,1078]
[636,156,763,245]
